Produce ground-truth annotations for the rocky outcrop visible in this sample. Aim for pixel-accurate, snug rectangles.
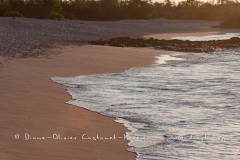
[90,37,240,53]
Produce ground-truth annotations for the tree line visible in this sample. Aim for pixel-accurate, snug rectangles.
[0,0,240,21]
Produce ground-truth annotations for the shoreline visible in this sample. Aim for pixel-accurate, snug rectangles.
[0,45,165,160]
[1,29,237,159]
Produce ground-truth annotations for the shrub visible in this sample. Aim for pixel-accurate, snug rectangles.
[47,12,64,20]
[0,3,8,17]
[4,11,23,17]
[62,12,76,20]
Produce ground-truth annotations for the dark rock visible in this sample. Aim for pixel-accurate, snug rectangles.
[90,37,240,53]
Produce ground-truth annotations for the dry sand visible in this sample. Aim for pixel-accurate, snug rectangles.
[0,45,167,160]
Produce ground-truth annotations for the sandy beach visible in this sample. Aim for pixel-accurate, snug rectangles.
[0,18,236,160]
[0,45,166,160]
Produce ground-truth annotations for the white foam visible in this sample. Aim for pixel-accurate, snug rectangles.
[115,118,138,133]
[155,54,185,64]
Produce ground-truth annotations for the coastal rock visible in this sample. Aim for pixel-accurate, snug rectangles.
[90,37,240,53]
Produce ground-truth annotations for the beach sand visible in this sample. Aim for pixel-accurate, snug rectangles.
[0,17,234,159]
[0,45,167,160]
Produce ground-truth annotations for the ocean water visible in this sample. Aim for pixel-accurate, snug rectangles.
[172,32,240,41]
[51,34,240,160]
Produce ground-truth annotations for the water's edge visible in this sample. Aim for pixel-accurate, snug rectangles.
[51,33,240,160]
[50,50,171,159]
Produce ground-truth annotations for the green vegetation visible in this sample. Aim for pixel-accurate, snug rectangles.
[48,11,64,19]
[0,0,240,25]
